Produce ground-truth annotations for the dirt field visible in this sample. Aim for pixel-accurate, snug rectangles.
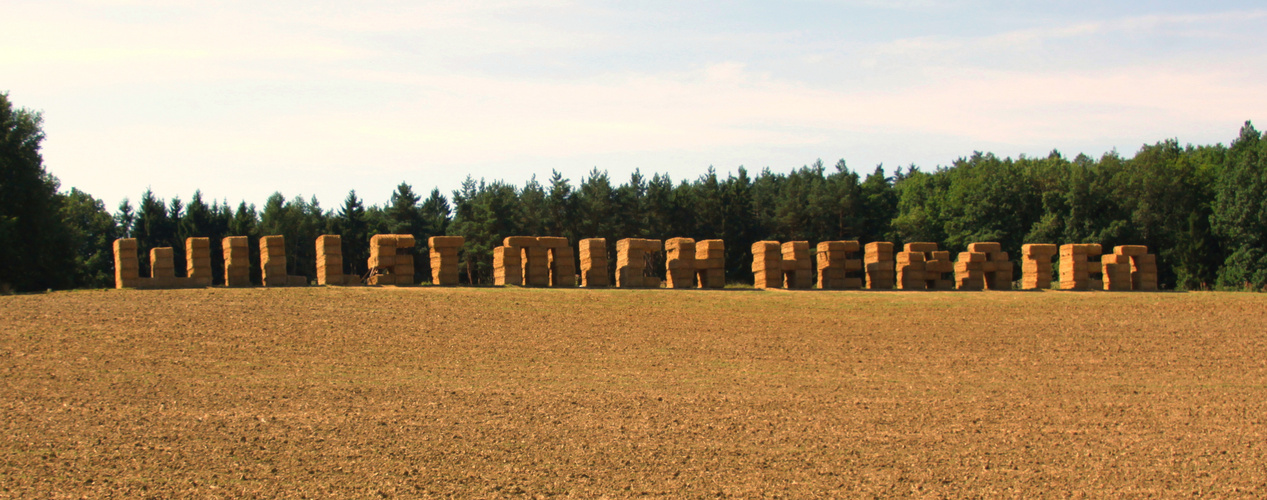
[2,287,1266,497]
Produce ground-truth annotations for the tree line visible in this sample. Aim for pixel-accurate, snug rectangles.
[4,93,1267,292]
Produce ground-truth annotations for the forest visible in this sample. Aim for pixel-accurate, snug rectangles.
[3,93,1266,293]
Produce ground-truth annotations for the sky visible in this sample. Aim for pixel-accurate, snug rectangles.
[4,0,1267,211]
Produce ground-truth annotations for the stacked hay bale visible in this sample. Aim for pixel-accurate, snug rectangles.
[429,236,465,286]
[368,234,415,286]
[751,241,782,289]
[616,238,662,288]
[539,237,576,287]
[1101,251,1132,291]
[260,235,289,287]
[816,241,863,290]
[781,241,813,289]
[222,236,251,287]
[954,251,987,290]
[150,247,177,288]
[1114,245,1158,291]
[896,249,926,290]
[665,237,696,288]
[1021,244,1058,289]
[113,238,141,289]
[316,235,354,286]
[694,239,725,289]
[864,242,895,289]
[903,243,952,290]
[184,237,213,287]
[1059,243,1103,290]
[578,238,608,287]
[493,236,533,286]
[522,238,551,287]
[961,242,1013,290]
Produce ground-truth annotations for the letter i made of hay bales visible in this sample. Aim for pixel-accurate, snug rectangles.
[750,241,781,289]
[260,235,309,287]
[184,237,213,287]
[864,242,895,289]
[816,241,863,290]
[781,241,813,289]
[428,236,464,286]
[316,235,359,286]
[665,237,696,288]
[222,236,251,287]
[578,238,608,287]
[616,238,662,288]
[367,234,415,286]
[113,238,142,289]
[694,239,724,289]
[1059,244,1103,290]
[1021,244,1057,290]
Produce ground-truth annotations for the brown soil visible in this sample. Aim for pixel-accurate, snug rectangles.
[2,287,1266,497]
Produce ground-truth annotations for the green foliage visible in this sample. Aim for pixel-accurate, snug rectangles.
[1213,122,1267,290]
[0,93,76,291]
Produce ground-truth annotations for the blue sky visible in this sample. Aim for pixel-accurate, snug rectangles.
[4,0,1266,210]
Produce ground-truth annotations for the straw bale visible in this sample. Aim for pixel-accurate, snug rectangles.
[752,241,781,254]
[428,235,464,249]
[905,242,938,253]
[615,266,644,288]
[369,255,395,268]
[817,241,846,253]
[1023,244,1058,257]
[392,235,416,248]
[532,236,565,249]
[958,252,986,263]
[896,251,925,264]
[579,239,606,260]
[752,270,780,289]
[898,274,926,290]
[493,246,521,267]
[666,258,692,271]
[370,234,397,247]
[223,236,248,248]
[1135,254,1157,265]
[665,237,695,252]
[1022,261,1053,272]
[698,268,725,289]
[114,238,139,251]
[696,239,723,252]
[150,246,174,261]
[990,251,1010,262]
[967,242,1002,253]
[116,257,139,271]
[866,241,895,253]
[579,238,606,250]
[1114,245,1148,256]
[782,241,810,254]
[581,268,609,287]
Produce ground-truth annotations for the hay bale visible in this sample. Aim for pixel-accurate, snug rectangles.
[904,242,938,253]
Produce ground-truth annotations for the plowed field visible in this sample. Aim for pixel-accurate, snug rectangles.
[3,287,1267,497]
